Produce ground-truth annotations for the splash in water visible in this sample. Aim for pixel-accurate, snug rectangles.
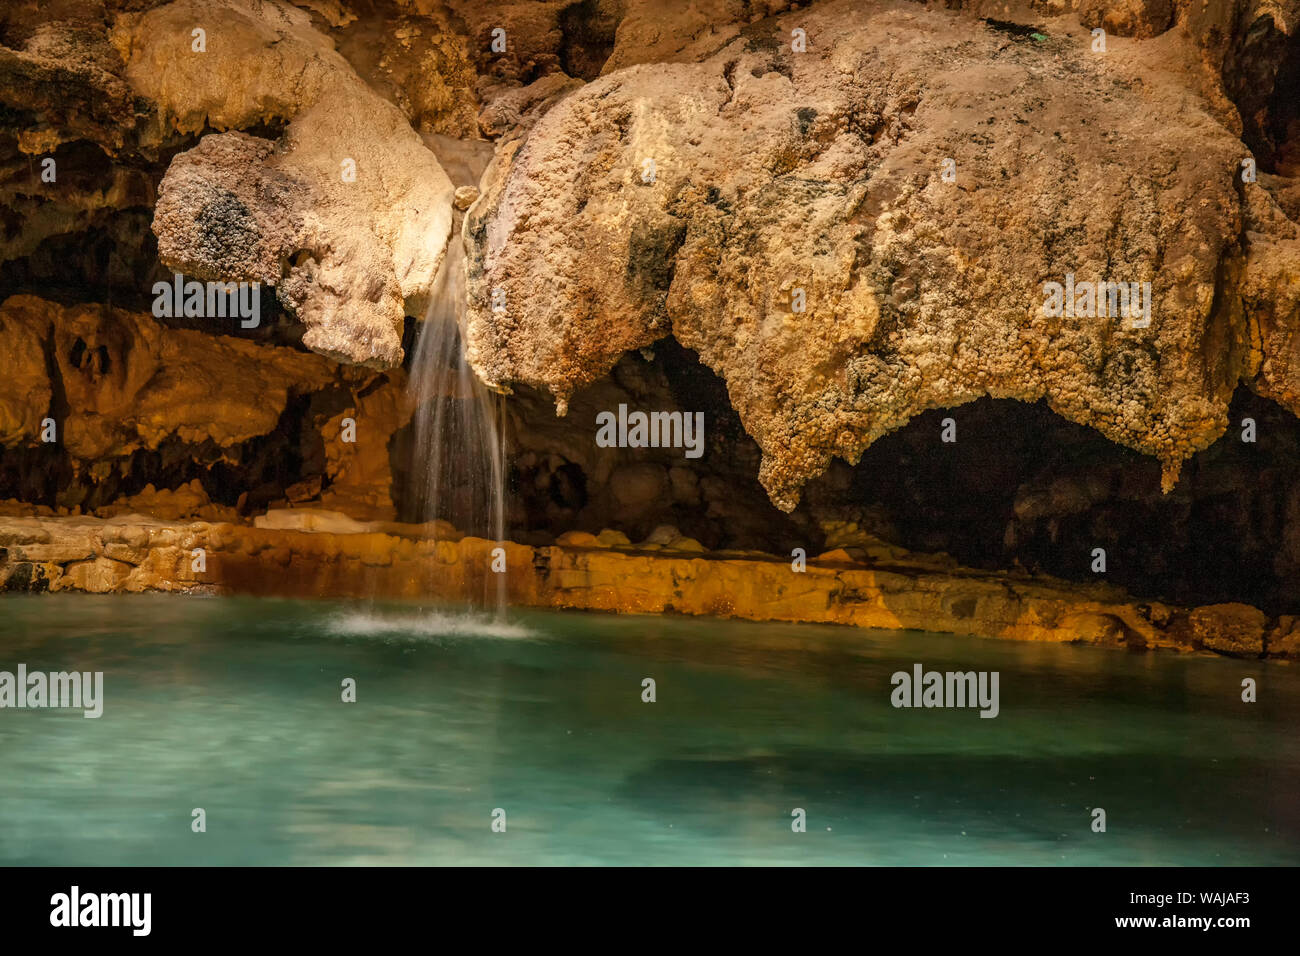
[408,242,507,613]
[326,609,533,641]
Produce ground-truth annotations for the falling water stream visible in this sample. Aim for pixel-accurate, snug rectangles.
[408,242,508,614]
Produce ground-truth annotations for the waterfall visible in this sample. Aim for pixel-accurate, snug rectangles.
[408,242,507,613]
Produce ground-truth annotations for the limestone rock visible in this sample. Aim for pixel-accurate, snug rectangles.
[0,302,52,445]
[1187,602,1268,655]
[596,528,632,547]
[254,508,372,533]
[328,3,480,139]
[317,371,414,521]
[477,73,585,138]
[1,511,1284,657]
[1268,615,1300,656]
[95,480,237,522]
[0,7,151,158]
[454,185,480,210]
[63,556,135,593]
[0,295,337,460]
[121,0,456,368]
[1076,0,1176,37]
[643,524,682,546]
[464,0,1300,512]
[556,529,600,547]
[600,0,792,73]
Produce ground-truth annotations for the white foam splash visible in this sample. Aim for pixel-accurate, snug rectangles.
[326,610,534,640]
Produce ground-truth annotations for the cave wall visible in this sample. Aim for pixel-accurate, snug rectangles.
[2,0,1300,618]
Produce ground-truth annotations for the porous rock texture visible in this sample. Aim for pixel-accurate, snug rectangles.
[119,0,456,367]
[4,0,1300,641]
[464,0,1300,510]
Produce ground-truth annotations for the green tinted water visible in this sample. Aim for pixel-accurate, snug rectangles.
[0,595,1295,865]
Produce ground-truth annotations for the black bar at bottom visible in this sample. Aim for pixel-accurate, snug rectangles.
[0,866,1278,942]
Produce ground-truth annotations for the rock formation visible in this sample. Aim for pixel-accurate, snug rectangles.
[2,0,1300,651]
[0,294,411,518]
[2,508,1297,657]
[122,0,456,367]
[463,0,1300,510]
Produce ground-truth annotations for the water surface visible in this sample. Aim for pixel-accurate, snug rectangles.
[0,595,1295,865]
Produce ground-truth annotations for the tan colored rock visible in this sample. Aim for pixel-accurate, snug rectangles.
[317,371,414,521]
[118,0,456,368]
[667,465,701,505]
[464,0,1298,512]
[254,509,372,533]
[1057,610,1130,645]
[0,295,336,459]
[454,185,480,209]
[374,518,462,541]
[0,512,1284,657]
[447,0,584,84]
[600,0,774,73]
[477,73,584,138]
[643,524,682,546]
[1187,603,1268,655]
[95,480,238,522]
[1268,616,1300,657]
[0,302,51,445]
[1242,183,1300,414]
[0,9,146,157]
[815,548,856,564]
[0,163,156,279]
[62,556,134,593]
[329,3,479,139]
[556,530,600,547]
[102,542,149,565]
[1077,0,1176,37]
